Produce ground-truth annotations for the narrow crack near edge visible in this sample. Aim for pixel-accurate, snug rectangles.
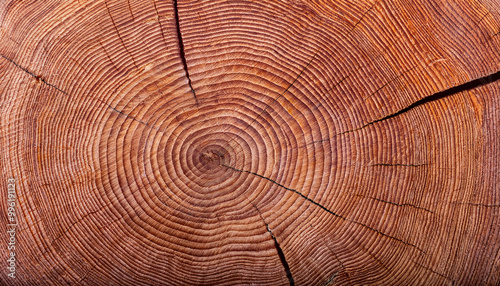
[1,54,68,95]
[173,0,197,103]
[1,53,162,134]
[76,259,101,285]
[250,202,294,286]
[341,69,500,135]
[223,164,424,253]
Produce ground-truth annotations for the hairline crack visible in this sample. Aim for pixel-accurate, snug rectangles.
[1,54,68,95]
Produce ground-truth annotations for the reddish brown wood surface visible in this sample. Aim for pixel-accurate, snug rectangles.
[1,0,500,285]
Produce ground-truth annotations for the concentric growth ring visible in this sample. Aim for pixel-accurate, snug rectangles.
[3,0,500,285]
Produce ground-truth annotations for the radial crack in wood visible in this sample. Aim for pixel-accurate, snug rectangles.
[223,164,424,253]
[1,0,500,285]
[173,0,198,103]
[342,69,500,135]
[250,202,295,286]
[0,54,68,95]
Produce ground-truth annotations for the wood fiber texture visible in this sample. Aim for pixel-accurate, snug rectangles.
[1,0,500,285]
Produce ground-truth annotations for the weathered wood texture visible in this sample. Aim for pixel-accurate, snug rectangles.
[1,0,500,285]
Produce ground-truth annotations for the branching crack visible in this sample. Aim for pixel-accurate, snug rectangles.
[1,54,68,95]
[223,164,424,253]
[173,0,197,103]
[341,69,500,135]
[250,203,294,286]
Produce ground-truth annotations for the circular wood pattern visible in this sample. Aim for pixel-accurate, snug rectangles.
[1,0,500,285]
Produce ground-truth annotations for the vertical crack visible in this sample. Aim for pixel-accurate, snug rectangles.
[173,0,198,103]
[250,203,295,286]
[268,223,295,286]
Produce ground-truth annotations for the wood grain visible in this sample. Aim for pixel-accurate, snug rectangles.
[1,0,500,285]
